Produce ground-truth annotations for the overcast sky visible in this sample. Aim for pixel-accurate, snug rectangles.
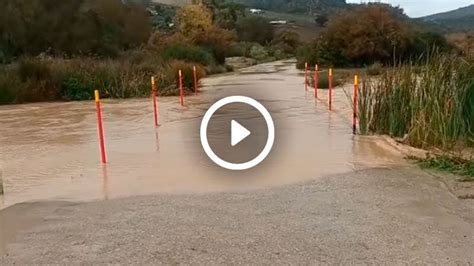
[346,0,473,17]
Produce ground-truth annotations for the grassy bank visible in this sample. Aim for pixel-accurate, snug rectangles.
[0,56,208,104]
[358,53,473,151]
[413,155,474,180]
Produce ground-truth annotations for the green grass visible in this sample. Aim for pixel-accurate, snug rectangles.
[414,155,474,181]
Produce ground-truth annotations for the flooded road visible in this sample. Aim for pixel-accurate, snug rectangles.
[0,60,403,208]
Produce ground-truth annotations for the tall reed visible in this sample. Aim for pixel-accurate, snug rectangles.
[358,53,473,150]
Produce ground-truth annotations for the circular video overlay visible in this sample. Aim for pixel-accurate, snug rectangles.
[200,96,275,171]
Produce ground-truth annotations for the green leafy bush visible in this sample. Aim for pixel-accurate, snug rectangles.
[309,71,343,89]
[162,44,215,65]
[249,45,269,61]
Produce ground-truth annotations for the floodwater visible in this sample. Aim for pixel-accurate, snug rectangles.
[0,60,404,209]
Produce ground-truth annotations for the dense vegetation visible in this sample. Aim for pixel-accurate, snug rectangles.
[0,0,151,61]
[0,0,298,104]
[296,4,453,68]
[358,53,473,151]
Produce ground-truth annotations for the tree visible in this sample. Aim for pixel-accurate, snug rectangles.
[236,16,274,45]
[315,14,328,27]
[272,31,301,54]
[298,3,451,67]
[0,0,151,58]
[175,4,213,39]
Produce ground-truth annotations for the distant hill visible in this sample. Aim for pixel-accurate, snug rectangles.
[422,4,474,32]
[229,0,347,14]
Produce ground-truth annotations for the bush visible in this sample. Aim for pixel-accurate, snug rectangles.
[16,59,61,101]
[249,45,270,61]
[192,26,237,64]
[272,31,301,54]
[0,68,19,104]
[309,71,343,89]
[0,56,162,104]
[162,60,206,96]
[228,42,257,57]
[0,0,151,58]
[162,44,215,65]
[297,4,451,68]
[236,16,274,45]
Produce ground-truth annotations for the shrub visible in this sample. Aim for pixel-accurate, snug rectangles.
[297,4,451,68]
[249,45,269,61]
[162,60,206,96]
[162,44,215,65]
[272,31,301,54]
[175,4,213,39]
[0,0,151,58]
[228,42,257,57]
[309,71,344,89]
[191,26,237,64]
[16,58,61,101]
[236,16,274,45]
[0,68,19,104]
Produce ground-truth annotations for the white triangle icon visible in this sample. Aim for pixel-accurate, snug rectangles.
[231,120,251,147]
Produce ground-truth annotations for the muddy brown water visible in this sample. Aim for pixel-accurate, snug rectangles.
[0,60,404,209]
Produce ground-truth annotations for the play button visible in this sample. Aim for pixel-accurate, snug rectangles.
[200,96,275,171]
[231,120,251,147]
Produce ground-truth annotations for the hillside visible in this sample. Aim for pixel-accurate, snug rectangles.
[229,0,347,14]
[422,4,474,32]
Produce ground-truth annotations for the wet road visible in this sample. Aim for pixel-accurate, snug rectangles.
[0,60,401,208]
[0,60,472,263]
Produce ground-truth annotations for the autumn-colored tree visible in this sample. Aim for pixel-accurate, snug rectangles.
[175,4,214,39]
[173,3,237,64]
[298,4,451,67]
[323,4,413,65]
[193,26,236,63]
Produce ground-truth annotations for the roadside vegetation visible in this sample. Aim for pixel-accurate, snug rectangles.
[0,0,301,104]
[413,155,474,180]
[358,53,473,149]
[296,4,452,68]
[296,2,473,178]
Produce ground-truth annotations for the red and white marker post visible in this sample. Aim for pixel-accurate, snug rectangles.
[179,70,185,107]
[314,64,319,99]
[328,68,333,111]
[193,66,198,94]
[151,76,159,127]
[353,75,359,135]
[95,90,107,164]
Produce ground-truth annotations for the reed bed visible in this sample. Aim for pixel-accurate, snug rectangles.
[358,53,474,150]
